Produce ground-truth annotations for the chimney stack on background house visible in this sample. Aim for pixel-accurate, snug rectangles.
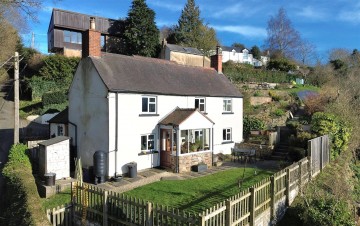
[82,17,101,58]
[211,45,222,74]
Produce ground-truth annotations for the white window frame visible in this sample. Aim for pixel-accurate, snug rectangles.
[141,134,155,151]
[223,98,232,112]
[142,96,157,114]
[223,128,232,142]
[195,97,206,112]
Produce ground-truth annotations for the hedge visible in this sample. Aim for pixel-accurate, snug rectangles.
[1,144,50,226]
[42,91,67,106]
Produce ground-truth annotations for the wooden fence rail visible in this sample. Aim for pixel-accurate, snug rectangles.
[46,136,329,226]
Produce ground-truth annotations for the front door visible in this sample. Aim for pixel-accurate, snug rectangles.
[160,129,172,168]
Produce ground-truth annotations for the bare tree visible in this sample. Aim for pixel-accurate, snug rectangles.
[296,40,317,65]
[264,7,302,59]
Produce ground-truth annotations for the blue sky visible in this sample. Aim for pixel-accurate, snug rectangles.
[24,0,360,61]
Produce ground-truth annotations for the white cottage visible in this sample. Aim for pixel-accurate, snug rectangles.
[68,19,243,178]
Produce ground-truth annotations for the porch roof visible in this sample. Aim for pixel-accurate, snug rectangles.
[159,108,214,128]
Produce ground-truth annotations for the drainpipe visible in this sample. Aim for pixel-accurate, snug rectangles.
[211,127,214,166]
[68,121,77,150]
[115,92,119,177]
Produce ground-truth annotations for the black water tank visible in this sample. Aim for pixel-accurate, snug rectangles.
[44,173,56,186]
[93,150,107,184]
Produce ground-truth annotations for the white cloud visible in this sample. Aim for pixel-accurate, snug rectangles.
[296,6,327,20]
[148,1,183,12]
[338,9,360,24]
[211,25,266,38]
[208,3,262,19]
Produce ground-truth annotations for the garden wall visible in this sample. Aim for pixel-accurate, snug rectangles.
[171,151,212,173]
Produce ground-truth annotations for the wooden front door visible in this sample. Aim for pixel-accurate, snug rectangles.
[160,129,171,168]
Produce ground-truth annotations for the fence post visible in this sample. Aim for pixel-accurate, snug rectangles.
[250,187,256,226]
[307,156,312,181]
[225,200,231,226]
[320,136,324,171]
[146,202,153,226]
[298,161,302,194]
[198,214,205,226]
[103,191,108,226]
[270,176,276,221]
[286,168,290,206]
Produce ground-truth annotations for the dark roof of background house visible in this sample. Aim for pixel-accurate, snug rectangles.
[159,108,214,126]
[39,136,70,146]
[48,107,68,124]
[221,46,246,53]
[90,53,242,97]
[166,44,203,56]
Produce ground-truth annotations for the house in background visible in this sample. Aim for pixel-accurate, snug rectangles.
[48,8,123,57]
[48,107,68,138]
[159,39,211,67]
[221,46,270,67]
[68,19,243,178]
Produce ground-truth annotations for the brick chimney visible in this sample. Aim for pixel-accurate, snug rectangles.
[82,17,101,58]
[211,45,222,74]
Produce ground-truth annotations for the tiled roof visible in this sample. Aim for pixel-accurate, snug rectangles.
[38,136,70,146]
[159,108,214,126]
[48,107,68,124]
[90,53,242,97]
[166,44,203,55]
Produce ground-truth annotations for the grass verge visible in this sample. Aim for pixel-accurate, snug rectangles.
[42,188,72,210]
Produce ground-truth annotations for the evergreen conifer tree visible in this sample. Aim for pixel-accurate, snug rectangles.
[123,0,159,57]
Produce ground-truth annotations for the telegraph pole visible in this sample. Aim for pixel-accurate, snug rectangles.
[14,52,19,144]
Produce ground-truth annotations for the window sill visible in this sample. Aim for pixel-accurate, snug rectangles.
[138,151,159,156]
[222,112,234,115]
[222,141,234,144]
[139,114,159,117]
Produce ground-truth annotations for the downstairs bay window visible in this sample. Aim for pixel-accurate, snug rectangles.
[180,129,210,154]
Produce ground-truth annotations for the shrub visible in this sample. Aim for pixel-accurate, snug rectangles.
[311,112,351,158]
[42,91,67,106]
[243,116,266,136]
[298,197,354,226]
[253,91,261,97]
[288,147,306,161]
[269,90,281,101]
[267,58,297,72]
[1,144,49,226]
[271,109,285,117]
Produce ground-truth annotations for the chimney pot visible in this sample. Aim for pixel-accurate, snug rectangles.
[90,17,96,30]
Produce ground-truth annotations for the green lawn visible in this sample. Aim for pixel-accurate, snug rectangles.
[42,188,72,210]
[124,168,273,213]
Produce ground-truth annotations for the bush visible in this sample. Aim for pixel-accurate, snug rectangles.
[311,112,351,158]
[269,90,281,101]
[243,116,266,136]
[1,144,50,226]
[223,61,296,83]
[299,197,354,226]
[288,147,306,161]
[42,91,67,106]
[271,109,285,117]
[267,58,297,72]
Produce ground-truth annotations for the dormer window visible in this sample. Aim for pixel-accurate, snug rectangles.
[195,98,205,112]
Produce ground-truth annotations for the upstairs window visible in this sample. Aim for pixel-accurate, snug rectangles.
[142,96,157,113]
[195,98,205,112]
[223,99,232,112]
[63,30,82,44]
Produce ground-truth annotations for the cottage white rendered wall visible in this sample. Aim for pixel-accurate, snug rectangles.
[50,123,66,137]
[68,58,109,171]
[108,93,243,176]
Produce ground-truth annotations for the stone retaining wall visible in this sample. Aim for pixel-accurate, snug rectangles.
[171,151,212,173]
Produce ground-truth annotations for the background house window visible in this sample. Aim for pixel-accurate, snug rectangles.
[195,98,205,112]
[142,96,157,113]
[223,99,232,112]
[57,125,63,136]
[63,30,82,44]
[223,128,232,142]
[141,134,154,151]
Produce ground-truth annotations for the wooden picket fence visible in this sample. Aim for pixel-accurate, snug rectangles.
[46,136,329,226]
